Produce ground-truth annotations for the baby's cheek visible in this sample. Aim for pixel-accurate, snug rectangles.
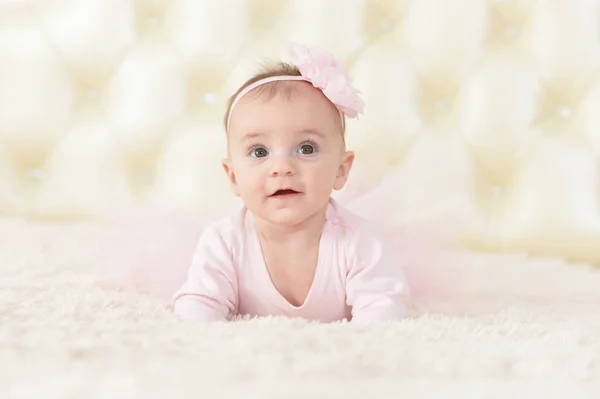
[311,166,338,188]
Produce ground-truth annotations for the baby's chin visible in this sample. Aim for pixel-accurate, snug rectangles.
[251,205,327,229]
[256,209,310,227]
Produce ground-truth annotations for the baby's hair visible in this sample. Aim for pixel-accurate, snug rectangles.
[223,62,346,133]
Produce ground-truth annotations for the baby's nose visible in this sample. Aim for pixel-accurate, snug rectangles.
[269,154,296,176]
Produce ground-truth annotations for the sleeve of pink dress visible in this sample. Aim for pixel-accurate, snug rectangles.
[171,225,238,322]
[345,225,409,324]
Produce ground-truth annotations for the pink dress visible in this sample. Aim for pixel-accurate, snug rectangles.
[172,200,408,323]
[94,161,468,321]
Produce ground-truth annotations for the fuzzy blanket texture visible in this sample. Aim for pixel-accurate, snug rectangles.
[1,218,599,399]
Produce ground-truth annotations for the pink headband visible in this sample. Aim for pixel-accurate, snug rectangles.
[226,43,365,130]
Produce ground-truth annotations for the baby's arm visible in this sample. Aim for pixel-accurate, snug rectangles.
[172,226,237,322]
[345,227,409,325]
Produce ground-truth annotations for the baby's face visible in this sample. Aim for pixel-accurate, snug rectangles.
[223,82,354,227]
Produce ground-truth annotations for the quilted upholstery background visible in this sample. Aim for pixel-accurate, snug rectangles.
[0,0,599,264]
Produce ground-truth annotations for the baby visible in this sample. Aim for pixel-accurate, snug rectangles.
[172,43,409,324]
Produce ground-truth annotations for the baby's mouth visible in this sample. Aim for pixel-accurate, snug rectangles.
[270,189,301,197]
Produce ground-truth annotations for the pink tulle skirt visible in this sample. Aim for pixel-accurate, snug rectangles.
[94,158,474,310]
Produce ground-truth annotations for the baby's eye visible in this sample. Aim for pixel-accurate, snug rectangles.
[298,143,316,155]
[250,147,269,158]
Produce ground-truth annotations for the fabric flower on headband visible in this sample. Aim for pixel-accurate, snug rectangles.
[289,42,365,118]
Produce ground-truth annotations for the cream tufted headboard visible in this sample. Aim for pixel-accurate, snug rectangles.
[0,0,599,265]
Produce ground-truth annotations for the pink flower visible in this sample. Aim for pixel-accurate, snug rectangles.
[289,42,365,118]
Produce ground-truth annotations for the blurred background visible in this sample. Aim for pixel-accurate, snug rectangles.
[0,0,599,265]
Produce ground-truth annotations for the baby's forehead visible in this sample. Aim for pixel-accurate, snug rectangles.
[228,82,343,136]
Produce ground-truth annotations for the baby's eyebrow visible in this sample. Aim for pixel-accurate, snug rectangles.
[240,132,264,142]
[296,128,326,138]
[240,129,325,142]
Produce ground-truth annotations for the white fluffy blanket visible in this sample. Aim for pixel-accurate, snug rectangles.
[1,219,599,398]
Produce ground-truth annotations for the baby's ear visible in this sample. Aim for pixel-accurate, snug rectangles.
[221,158,240,196]
[333,151,355,191]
